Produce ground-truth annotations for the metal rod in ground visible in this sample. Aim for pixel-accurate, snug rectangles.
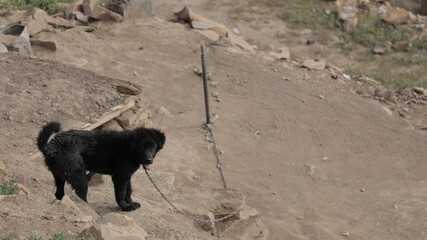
[200,44,211,125]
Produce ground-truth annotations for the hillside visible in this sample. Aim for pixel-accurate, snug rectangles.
[1,0,427,239]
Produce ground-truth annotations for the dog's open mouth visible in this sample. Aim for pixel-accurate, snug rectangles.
[143,164,152,170]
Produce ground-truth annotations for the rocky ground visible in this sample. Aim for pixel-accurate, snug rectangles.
[1,0,427,239]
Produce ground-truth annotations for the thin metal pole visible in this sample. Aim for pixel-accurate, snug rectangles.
[200,44,211,125]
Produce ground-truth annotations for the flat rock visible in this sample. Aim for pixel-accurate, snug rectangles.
[30,33,57,51]
[373,42,391,54]
[191,21,215,30]
[413,87,426,95]
[46,16,76,29]
[302,59,326,70]
[115,83,142,95]
[383,8,410,25]
[61,196,83,214]
[90,6,124,22]
[80,213,148,240]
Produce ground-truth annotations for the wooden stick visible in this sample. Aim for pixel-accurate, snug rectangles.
[81,97,136,130]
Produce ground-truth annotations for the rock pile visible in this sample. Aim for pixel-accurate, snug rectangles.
[334,0,427,54]
[174,7,256,53]
[0,0,156,56]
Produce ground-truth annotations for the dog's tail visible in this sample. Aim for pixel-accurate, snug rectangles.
[37,122,61,155]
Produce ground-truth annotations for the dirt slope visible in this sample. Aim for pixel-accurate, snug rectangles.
[1,1,427,239]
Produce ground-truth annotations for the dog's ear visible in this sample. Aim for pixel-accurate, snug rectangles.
[151,129,165,149]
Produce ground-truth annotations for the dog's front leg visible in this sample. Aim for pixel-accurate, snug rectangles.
[112,175,138,211]
[125,180,141,209]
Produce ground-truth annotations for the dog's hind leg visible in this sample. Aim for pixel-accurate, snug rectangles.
[68,169,88,202]
[54,175,65,200]
[64,154,89,202]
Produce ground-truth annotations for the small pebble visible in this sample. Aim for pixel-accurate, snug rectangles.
[343,74,351,80]
[342,231,349,237]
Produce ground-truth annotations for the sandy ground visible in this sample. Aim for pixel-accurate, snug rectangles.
[1,0,427,239]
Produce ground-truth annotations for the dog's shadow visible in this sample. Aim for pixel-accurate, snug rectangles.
[92,204,122,215]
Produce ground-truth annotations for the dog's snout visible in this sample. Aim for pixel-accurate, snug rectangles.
[147,158,153,164]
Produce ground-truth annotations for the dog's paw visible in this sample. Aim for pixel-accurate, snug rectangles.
[121,204,139,211]
[131,202,141,209]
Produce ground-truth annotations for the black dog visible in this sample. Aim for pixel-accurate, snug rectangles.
[37,121,165,211]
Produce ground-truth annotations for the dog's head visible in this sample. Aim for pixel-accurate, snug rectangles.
[135,128,166,170]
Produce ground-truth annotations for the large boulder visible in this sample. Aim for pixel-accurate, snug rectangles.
[30,32,58,51]
[383,8,410,25]
[0,24,33,56]
[80,213,148,240]
[22,8,50,36]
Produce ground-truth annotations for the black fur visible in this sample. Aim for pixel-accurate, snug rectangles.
[37,121,165,211]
